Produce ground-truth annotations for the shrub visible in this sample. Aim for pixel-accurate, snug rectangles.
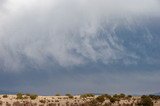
[16,93,23,99]
[39,100,46,104]
[65,94,74,99]
[102,94,111,99]
[0,101,3,105]
[23,96,28,99]
[29,94,38,100]
[96,95,105,103]
[125,95,132,100]
[55,93,60,96]
[109,97,117,103]
[119,93,125,98]
[127,95,132,98]
[137,96,153,106]
[113,93,125,99]
[87,99,99,106]
[80,93,94,98]
[2,95,8,98]
[25,93,30,96]
[149,95,160,100]
[55,100,59,102]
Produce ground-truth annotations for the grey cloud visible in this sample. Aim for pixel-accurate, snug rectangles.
[0,0,160,71]
[1,68,160,95]
[0,0,6,9]
[0,0,5,4]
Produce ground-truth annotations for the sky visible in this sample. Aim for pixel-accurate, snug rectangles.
[0,0,160,95]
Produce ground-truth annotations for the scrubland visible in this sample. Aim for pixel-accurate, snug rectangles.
[0,93,160,106]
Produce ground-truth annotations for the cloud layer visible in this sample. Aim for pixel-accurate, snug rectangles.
[0,0,160,71]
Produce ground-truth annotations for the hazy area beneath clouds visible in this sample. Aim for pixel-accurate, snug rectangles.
[0,0,160,72]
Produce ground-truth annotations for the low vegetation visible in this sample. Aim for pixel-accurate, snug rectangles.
[80,93,95,98]
[65,94,74,99]
[29,94,38,100]
[15,93,38,100]
[2,95,8,98]
[0,93,160,106]
[137,95,153,106]
[55,93,61,96]
[16,93,23,99]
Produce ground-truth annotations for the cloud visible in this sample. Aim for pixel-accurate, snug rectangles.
[1,69,160,95]
[0,0,160,71]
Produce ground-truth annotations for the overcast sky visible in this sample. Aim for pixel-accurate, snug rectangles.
[0,0,160,95]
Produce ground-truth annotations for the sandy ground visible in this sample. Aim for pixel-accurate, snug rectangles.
[0,95,160,106]
[0,95,85,106]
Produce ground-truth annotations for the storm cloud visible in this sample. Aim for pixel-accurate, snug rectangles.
[0,0,160,72]
[0,0,160,95]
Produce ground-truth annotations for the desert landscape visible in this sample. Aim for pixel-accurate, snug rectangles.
[0,93,160,106]
[0,0,160,106]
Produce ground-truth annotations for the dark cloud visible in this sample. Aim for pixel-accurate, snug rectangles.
[1,66,160,95]
[0,0,160,95]
[0,0,159,72]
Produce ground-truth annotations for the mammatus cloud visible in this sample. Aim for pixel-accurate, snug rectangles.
[0,0,160,71]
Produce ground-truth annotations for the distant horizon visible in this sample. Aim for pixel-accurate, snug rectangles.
[0,90,159,96]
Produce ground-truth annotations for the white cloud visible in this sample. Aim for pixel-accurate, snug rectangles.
[0,0,160,71]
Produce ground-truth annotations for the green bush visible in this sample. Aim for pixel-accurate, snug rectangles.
[80,93,94,98]
[113,93,125,99]
[29,94,38,100]
[16,93,23,99]
[25,93,30,96]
